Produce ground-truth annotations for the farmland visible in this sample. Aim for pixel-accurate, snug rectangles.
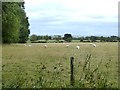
[2,42,118,88]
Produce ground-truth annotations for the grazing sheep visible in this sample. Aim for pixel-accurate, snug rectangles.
[93,44,96,47]
[44,45,47,48]
[28,45,31,47]
[90,43,96,47]
[76,45,80,49]
[66,45,69,48]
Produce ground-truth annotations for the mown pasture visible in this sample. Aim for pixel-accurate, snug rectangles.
[2,42,118,88]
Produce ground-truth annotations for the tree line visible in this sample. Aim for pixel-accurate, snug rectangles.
[30,34,119,43]
[2,2,30,43]
[30,34,72,43]
[73,36,119,42]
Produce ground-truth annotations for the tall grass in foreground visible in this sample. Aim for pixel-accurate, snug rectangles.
[2,54,115,88]
[75,54,113,88]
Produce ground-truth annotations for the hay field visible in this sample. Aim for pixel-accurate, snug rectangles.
[2,42,118,88]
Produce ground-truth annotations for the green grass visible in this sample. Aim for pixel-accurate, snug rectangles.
[2,42,118,88]
[71,40,81,43]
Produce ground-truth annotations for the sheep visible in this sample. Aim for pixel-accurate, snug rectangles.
[28,45,31,47]
[76,45,80,49]
[44,45,47,48]
[90,43,96,47]
[66,45,69,48]
[93,44,96,47]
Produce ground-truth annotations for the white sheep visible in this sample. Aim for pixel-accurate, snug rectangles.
[44,45,47,48]
[66,45,69,48]
[93,44,96,47]
[90,43,96,47]
[76,46,80,49]
[28,45,31,47]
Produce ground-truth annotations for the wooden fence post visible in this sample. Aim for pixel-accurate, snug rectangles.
[70,56,74,86]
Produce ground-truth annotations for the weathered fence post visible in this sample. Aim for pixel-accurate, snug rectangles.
[70,56,74,86]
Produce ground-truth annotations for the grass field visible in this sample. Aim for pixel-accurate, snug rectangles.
[2,42,118,88]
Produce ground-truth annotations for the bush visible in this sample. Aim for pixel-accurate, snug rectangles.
[31,40,47,43]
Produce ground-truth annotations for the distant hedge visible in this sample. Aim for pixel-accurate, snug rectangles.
[31,41,47,43]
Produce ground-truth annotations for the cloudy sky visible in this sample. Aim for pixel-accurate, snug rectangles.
[24,0,119,36]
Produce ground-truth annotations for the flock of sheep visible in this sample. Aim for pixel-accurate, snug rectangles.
[23,43,96,49]
[65,43,96,49]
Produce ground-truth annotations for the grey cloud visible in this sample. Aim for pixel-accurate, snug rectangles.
[29,19,118,36]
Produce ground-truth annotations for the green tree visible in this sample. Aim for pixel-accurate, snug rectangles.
[2,2,30,43]
[37,36,44,40]
[2,3,20,43]
[44,35,49,42]
[79,37,85,42]
[90,36,97,42]
[63,34,72,42]
[19,8,30,43]
[110,36,118,42]
[54,35,61,42]
[30,34,37,41]
[100,36,105,42]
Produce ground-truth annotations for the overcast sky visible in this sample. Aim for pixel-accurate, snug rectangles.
[24,0,119,36]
